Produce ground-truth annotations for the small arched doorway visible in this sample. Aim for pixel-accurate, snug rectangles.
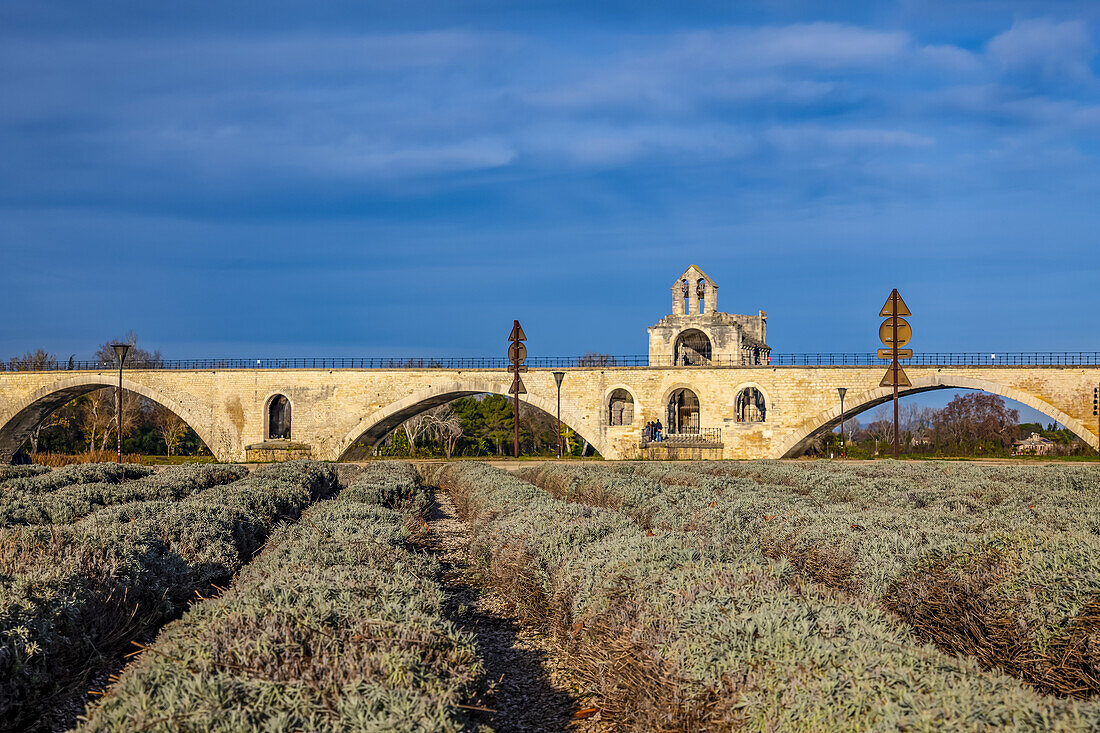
[608,389,635,426]
[667,388,700,434]
[268,395,291,439]
[674,329,712,366]
[736,388,766,422]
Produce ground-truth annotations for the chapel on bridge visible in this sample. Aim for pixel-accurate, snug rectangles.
[647,265,770,367]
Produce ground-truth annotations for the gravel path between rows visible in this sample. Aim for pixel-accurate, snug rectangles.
[426,490,607,733]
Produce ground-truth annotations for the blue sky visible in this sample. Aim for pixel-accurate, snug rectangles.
[1,0,1098,391]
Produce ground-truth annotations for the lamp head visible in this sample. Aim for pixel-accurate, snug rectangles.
[553,371,565,388]
[111,343,131,365]
[837,387,847,399]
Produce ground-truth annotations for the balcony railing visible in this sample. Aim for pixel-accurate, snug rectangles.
[642,428,723,448]
[3,352,1099,372]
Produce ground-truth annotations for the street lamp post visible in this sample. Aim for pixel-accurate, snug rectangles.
[111,344,131,464]
[837,387,847,458]
[553,371,565,458]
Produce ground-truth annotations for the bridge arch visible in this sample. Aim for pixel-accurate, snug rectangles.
[0,374,228,462]
[336,377,605,460]
[776,374,1098,458]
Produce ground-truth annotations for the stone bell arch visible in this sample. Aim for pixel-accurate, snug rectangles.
[648,265,770,366]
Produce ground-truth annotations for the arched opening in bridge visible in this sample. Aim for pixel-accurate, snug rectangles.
[790,387,1095,459]
[674,329,711,366]
[608,389,635,426]
[267,395,291,440]
[339,392,601,461]
[667,388,700,434]
[2,384,213,462]
[736,388,766,422]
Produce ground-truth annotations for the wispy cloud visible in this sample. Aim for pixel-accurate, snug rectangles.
[669,23,910,70]
[518,123,757,166]
[986,19,1094,86]
[761,126,934,151]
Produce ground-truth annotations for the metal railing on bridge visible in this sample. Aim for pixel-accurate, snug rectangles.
[641,428,723,448]
[666,428,723,445]
[763,352,1100,366]
[3,353,1100,372]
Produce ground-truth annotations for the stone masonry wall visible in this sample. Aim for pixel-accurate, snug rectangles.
[0,365,1097,462]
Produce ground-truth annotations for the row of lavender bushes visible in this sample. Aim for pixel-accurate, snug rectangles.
[425,461,1100,731]
[77,462,487,732]
[1,462,151,494]
[0,461,337,730]
[516,460,1100,699]
[0,464,249,526]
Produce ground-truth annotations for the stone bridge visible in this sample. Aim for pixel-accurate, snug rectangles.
[0,364,1097,462]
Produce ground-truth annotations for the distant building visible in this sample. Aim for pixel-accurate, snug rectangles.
[1013,432,1056,456]
[647,265,770,367]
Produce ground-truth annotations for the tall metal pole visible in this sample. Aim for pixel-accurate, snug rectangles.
[513,359,520,460]
[553,372,565,459]
[838,387,847,458]
[507,321,527,459]
[513,321,521,459]
[891,290,900,459]
[111,343,130,464]
[116,364,122,463]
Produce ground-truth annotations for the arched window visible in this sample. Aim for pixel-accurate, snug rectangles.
[667,388,700,434]
[736,388,766,423]
[268,395,291,439]
[681,278,689,314]
[674,329,712,366]
[696,277,706,313]
[608,389,635,426]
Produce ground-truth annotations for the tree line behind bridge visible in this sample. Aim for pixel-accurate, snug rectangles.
[346,393,593,460]
[812,392,1093,458]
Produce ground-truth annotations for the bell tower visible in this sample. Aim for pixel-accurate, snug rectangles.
[671,264,717,316]
[649,265,769,366]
